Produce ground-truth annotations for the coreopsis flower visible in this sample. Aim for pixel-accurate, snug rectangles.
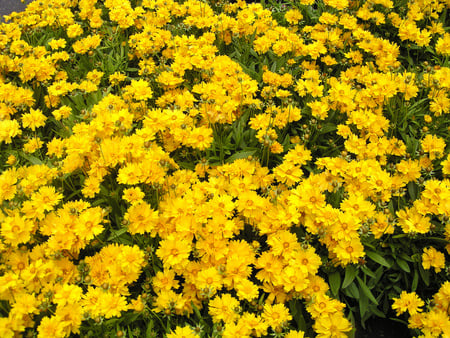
[167,326,199,338]
[1,212,34,246]
[124,79,153,101]
[209,293,240,324]
[285,9,303,25]
[331,237,365,266]
[186,126,213,150]
[392,291,425,316]
[436,33,450,56]
[397,206,431,234]
[23,137,44,153]
[156,235,191,269]
[99,292,129,319]
[48,38,66,50]
[421,134,446,160]
[122,187,145,204]
[152,269,179,293]
[37,316,65,337]
[261,303,292,330]
[313,312,352,338]
[124,202,158,235]
[196,266,223,296]
[422,247,446,272]
[421,309,450,337]
[442,156,450,176]
[27,186,62,219]
[72,35,101,54]
[238,312,269,337]
[54,303,83,335]
[235,278,260,301]
[285,331,305,338]
[21,108,46,131]
[0,169,18,203]
[53,284,84,308]
[109,72,126,85]
[66,23,83,38]
[74,207,105,242]
[153,289,187,315]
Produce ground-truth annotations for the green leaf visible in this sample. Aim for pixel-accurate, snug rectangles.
[396,259,410,273]
[357,276,378,305]
[226,150,257,163]
[358,285,368,321]
[288,299,307,331]
[329,271,341,296]
[20,153,43,165]
[107,227,128,241]
[412,268,419,291]
[319,123,337,134]
[360,265,376,279]
[419,264,430,286]
[342,265,358,289]
[366,250,392,268]
[407,182,419,201]
[343,282,359,299]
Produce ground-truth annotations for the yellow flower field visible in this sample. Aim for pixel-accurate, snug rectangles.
[0,0,449,337]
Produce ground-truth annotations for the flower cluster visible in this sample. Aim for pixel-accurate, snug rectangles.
[0,0,449,337]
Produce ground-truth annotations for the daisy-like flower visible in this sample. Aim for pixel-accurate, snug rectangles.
[422,247,446,273]
[392,291,424,316]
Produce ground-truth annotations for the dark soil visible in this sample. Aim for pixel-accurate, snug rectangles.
[356,317,412,338]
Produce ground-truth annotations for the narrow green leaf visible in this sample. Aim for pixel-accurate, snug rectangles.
[329,271,341,296]
[366,250,392,268]
[342,265,358,289]
[396,259,410,273]
[226,150,257,163]
[370,305,386,318]
[357,276,378,305]
[107,227,128,241]
[288,299,306,331]
[407,182,419,201]
[358,285,368,320]
[412,268,419,291]
[343,282,359,299]
[419,264,430,286]
[360,265,376,279]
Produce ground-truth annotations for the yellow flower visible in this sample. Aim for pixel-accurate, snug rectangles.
[421,309,450,337]
[109,72,126,85]
[30,185,63,213]
[99,292,129,319]
[66,23,83,38]
[1,212,34,246]
[156,235,191,269]
[48,38,66,50]
[167,326,199,338]
[21,108,46,131]
[37,316,65,338]
[422,247,446,273]
[124,201,158,235]
[285,9,303,25]
[421,134,446,160]
[331,237,365,266]
[285,330,305,338]
[152,269,179,293]
[392,291,424,316]
[261,303,292,330]
[196,266,223,296]
[54,303,83,335]
[313,312,352,337]
[209,293,240,324]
